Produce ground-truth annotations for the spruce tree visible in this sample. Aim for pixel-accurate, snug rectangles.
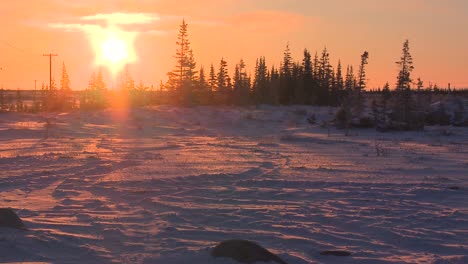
[85,69,107,109]
[60,62,73,110]
[282,43,293,76]
[233,59,250,105]
[279,43,293,104]
[292,62,305,104]
[217,58,230,104]
[15,89,23,112]
[253,57,269,104]
[217,58,229,92]
[355,51,369,116]
[198,66,207,91]
[303,49,316,104]
[382,82,391,101]
[60,62,71,91]
[269,66,280,105]
[335,60,344,102]
[396,40,414,90]
[120,66,136,106]
[313,52,320,78]
[167,19,197,104]
[317,47,332,105]
[338,65,355,133]
[393,40,420,129]
[208,64,217,93]
[357,51,369,91]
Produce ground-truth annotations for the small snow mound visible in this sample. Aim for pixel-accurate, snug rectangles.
[211,240,288,264]
[0,208,26,230]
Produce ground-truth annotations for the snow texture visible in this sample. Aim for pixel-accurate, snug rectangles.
[0,106,467,263]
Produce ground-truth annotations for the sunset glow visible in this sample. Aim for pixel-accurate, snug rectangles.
[101,34,128,64]
[1,2,467,263]
[89,28,137,76]
[0,1,467,89]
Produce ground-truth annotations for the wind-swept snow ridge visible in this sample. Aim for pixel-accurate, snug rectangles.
[0,106,467,263]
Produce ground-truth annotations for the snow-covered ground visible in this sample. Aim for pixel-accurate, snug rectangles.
[1,106,467,264]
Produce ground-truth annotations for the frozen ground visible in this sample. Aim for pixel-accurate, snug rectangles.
[0,106,467,264]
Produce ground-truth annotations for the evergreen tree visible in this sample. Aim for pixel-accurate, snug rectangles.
[84,69,107,109]
[122,65,135,91]
[167,19,197,105]
[198,66,207,91]
[335,60,344,102]
[95,68,107,91]
[269,66,280,105]
[217,58,229,92]
[88,72,96,90]
[120,66,136,106]
[134,81,148,106]
[382,82,391,101]
[208,64,217,93]
[253,57,269,104]
[233,59,250,105]
[60,62,71,91]
[60,62,73,110]
[169,19,190,89]
[279,43,293,104]
[313,52,320,78]
[292,62,305,104]
[415,77,424,109]
[216,58,230,104]
[281,43,293,76]
[396,40,414,90]
[329,66,340,106]
[15,89,23,112]
[416,77,424,91]
[186,49,197,82]
[303,49,316,104]
[196,65,209,104]
[354,51,369,116]
[393,40,421,129]
[337,65,355,133]
[373,82,392,131]
[317,47,332,105]
[357,51,369,91]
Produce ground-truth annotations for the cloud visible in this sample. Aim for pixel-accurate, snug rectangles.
[48,22,101,33]
[47,12,165,36]
[82,12,160,25]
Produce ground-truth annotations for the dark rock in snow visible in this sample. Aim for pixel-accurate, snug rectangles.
[0,208,26,229]
[320,250,352,256]
[211,239,288,264]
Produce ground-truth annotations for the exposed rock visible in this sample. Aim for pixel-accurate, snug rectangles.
[211,239,288,264]
[0,208,26,229]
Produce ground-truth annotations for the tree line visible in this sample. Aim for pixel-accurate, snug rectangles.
[1,20,466,129]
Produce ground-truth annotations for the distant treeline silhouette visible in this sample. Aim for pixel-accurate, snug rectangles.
[1,20,467,130]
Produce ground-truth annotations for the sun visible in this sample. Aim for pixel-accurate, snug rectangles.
[101,36,129,64]
[91,27,137,76]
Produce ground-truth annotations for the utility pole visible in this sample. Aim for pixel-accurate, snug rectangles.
[43,53,58,91]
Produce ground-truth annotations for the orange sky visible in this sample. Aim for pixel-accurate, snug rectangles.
[1,0,467,90]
